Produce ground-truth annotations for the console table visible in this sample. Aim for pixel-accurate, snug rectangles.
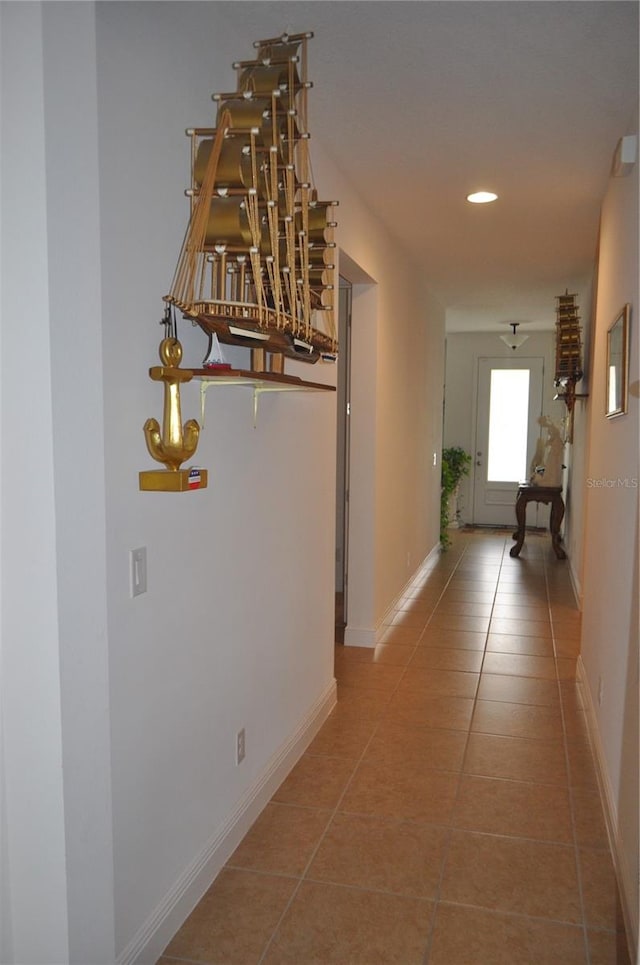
[510,484,566,559]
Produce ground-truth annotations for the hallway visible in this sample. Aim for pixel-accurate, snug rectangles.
[159,531,628,965]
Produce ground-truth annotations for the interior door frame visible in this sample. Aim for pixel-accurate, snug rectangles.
[335,277,352,627]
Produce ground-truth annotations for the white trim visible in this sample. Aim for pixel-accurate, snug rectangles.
[568,557,583,610]
[344,543,441,649]
[344,625,377,648]
[117,679,337,965]
[576,657,637,962]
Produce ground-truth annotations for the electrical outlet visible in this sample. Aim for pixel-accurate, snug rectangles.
[236,728,246,765]
[130,547,147,597]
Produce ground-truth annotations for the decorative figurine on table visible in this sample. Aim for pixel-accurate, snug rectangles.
[529,415,565,487]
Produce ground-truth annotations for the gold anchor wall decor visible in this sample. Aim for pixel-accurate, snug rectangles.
[139,330,208,492]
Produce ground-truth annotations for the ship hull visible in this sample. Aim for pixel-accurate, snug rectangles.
[167,297,334,363]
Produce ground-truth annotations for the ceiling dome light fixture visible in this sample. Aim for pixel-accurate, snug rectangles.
[500,322,529,351]
[466,190,498,204]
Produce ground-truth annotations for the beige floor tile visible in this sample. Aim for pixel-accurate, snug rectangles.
[368,643,417,666]
[550,602,581,621]
[164,867,296,963]
[555,637,582,658]
[340,759,459,825]
[587,927,632,965]
[395,667,479,699]
[455,565,501,578]
[419,628,487,651]
[580,848,626,931]
[481,651,558,679]
[396,595,438,612]
[262,880,434,964]
[472,699,563,740]
[335,643,412,666]
[490,617,552,638]
[439,588,496,603]
[560,680,586,712]
[497,577,547,590]
[494,589,547,605]
[386,609,430,629]
[556,656,579,679]
[491,603,550,620]
[307,715,378,760]
[335,642,415,667]
[478,672,560,707]
[308,812,449,897]
[434,600,494,617]
[429,613,491,633]
[408,647,484,672]
[566,741,599,788]
[486,632,554,656]
[162,540,627,965]
[573,787,610,848]
[334,660,405,693]
[441,830,582,922]
[453,775,573,842]
[364,720,467,770]
[227,803,332,876]
[553,620,582,639]
[385,692,475,730]
[464,733,568,785]
[379,625,424,646]
[272,754,355,809]
[564,709,592,742]
[334,684,391,720]
[429,903,587,964]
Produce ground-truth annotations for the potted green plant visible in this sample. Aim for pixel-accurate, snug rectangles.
[441,446,472,547]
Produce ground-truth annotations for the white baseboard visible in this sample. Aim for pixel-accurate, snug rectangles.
[374,542,442,642]
[344,625,377,648]
[576,657,638,961]
[344,543,442,650]
[117,678,337,965]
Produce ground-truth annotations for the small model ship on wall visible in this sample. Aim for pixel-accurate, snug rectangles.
[165,31,339,368]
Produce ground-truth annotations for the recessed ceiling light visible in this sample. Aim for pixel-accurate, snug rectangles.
[466,191,498,204]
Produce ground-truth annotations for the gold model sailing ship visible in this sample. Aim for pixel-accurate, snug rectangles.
[165,30,339,367]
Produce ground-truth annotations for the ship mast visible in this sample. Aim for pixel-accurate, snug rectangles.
[165,31,338,366]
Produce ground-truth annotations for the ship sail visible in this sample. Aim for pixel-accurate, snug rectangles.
[165,31,338,366]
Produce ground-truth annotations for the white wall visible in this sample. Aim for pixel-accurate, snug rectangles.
[96,4,337,958]
[580,122,639,954]
[1,3,445,961]
[309,118,445,644]
[1,5,72,961]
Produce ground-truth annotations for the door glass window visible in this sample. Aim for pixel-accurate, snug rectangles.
[487,369,530,481]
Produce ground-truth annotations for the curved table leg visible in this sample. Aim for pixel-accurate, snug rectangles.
[510,492,526,557]
[549,494,567,559]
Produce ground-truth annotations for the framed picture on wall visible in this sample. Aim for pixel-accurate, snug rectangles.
[605,304,630,418]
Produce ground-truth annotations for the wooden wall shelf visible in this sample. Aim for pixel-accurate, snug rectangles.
[191,367,336,426]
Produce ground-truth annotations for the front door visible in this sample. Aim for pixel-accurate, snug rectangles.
[473,357,544,525]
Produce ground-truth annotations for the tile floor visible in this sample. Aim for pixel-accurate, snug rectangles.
[159,531,630,964]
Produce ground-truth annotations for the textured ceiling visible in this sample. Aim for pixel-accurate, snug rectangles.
[220,1,638,331]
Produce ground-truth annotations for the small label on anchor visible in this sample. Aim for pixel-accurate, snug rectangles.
[188,468,202,489]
